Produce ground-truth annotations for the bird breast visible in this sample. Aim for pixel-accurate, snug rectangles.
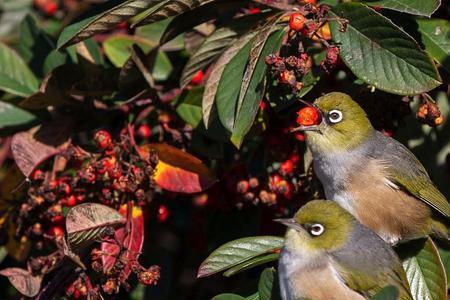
[278,248,365,300]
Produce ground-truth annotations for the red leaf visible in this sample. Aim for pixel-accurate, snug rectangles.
[0,268,41,297]
[139,143,216,193]
[11,117,72,177]
[101,203,144,281]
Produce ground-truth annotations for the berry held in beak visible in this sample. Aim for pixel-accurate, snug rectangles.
[292,106,321,132]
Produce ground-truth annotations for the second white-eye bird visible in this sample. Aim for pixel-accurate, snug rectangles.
[276,200,412,300]
[292,92,450,244]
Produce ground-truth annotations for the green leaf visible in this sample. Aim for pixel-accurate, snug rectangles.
[197,236,283,278]
[160,0,246,46]
[179,11,273,88]
[329,3,441,95]
[438,247,450,286]
[0,0,33,39]
[136,18,184,49]
[258,268,281,300]
[58,0,160,48]
[246,293,260,300]
[230,28,285,148]
[202,31,256,129]
[0,43,39,97]
[103,35,156,67]
[361,0,440,17]
[237,18,281,118]
[181,27,237,88]
[133,0,212,28]
[212,294,247,300]
[103,34,172,81]
[398,237,447,300]
[0,101,37,129]
[216,40,252,131]
[416,18,450,72]
[223,252,279,277]
[176,87,204,127]
[370,285,399,300]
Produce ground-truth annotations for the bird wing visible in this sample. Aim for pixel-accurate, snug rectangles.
[371,132,450,219]
[330,223,412,300]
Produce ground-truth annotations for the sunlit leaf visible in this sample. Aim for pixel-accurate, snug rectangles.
[230,28,285,148]
[11,118,72,177]
[215,41,252,131]
[133,0,212,28]
[0,268,41,297]
[175,87,203,127]
[0,43,39,97]
[180,12,271,88]
[361,0,440,17]
[329,3,441,95]
[101,203,144,281]
[223,252,279,277]
[202,31,256,128]
[66,203,126,249]
[416,18,450,72]
[398,237,447,300]
[0,101,37,130]
[237,17,281,119]
[197,236,283,278]
[58,0,161,48]
[139,143,216,193]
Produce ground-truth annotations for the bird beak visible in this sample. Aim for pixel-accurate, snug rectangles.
[273,218,304,231]
[290,125,320,132]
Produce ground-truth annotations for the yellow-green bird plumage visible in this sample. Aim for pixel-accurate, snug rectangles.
[295,92,450,244]
[277,200,412,300]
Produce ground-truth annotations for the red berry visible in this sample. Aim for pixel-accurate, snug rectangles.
[236,180,250,194]
[269,174,282,192]
[289,13,306,31]
[137,124,151,138]
[301,0,317,4]
[296,106,320,126]
[190,70,204,85]
[157,205,169,222]
[64,195,77,207]
[94,130,112,150]
[44,1,57,16]
[31,169,45,181]
[48,226,64,239]
[248,7,261,14]
[280,160,295,176]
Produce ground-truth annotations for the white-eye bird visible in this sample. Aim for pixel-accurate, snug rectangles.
[276,200,412,300]
[292,92,450,244]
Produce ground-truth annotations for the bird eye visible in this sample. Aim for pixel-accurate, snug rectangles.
[308,224,325,236]
[328,110,343,124]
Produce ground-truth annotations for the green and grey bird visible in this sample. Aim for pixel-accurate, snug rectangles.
[276,200,412,300]
[292,92,450,244]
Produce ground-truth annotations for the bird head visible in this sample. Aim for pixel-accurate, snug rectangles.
[275,200,354,254]
[292,92,374,153]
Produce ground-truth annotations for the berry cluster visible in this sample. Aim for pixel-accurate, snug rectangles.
[10,129,161,298]
[416,95,444,127]
[231,148,303,211]
[265,2,342,92]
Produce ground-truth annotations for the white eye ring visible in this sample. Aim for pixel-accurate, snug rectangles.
[309,224,325,236]
[328,110,343,123]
